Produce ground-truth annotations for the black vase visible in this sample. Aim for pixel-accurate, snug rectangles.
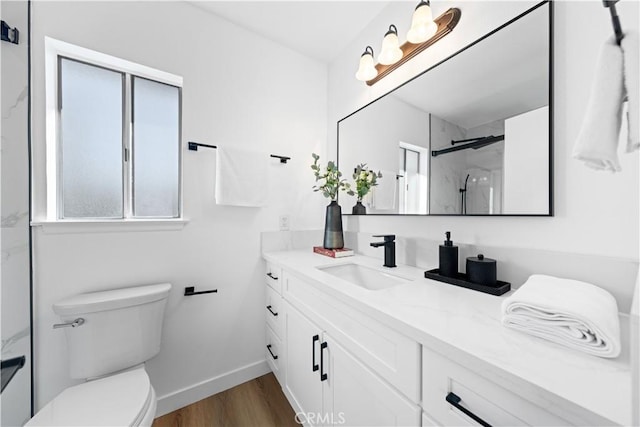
[323,200,344,249]
[352,201,366,215]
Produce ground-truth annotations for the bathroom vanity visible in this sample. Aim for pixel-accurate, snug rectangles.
[263,250,631,426]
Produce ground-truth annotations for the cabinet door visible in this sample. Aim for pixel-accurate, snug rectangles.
[423,347,571,426]
[285,303,323,423]
[324,333,420,427]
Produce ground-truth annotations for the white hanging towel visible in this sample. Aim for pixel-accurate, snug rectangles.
[371,170,397,210]
[573,32,639,171]
[502,274,621,358]
[215,146,269,207]
[622,31,639,151]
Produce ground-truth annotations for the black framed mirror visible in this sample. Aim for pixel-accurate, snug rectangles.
[338,1,552,216]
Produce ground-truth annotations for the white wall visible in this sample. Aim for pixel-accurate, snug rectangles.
[30,1,327,413]
[329,1,639,271]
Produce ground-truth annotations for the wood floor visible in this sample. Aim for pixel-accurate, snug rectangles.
[152,373,299,427]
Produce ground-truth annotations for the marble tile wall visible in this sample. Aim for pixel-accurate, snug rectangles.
[1,2,32,425]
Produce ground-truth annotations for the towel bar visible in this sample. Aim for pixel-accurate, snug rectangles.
[184,286,218,296]
[603,0,624,46]
[187,141,291,163]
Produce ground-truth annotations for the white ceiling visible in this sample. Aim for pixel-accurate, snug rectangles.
[189,1,391,63]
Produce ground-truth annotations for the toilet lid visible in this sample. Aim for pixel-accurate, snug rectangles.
[27,367,153,426]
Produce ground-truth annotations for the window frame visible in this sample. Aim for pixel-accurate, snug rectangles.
[44,37,184,222]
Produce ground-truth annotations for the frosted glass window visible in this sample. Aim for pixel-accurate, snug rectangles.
[132,77,180,218]
[60,58,123,218]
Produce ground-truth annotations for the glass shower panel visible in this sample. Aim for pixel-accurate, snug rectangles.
[132,77,180,218]
[60,58,124,218]
[1,2,32,424]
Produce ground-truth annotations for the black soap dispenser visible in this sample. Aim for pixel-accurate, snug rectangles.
[439,231,459,278]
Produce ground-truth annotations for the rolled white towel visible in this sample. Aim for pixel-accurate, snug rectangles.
[502,275,621,358]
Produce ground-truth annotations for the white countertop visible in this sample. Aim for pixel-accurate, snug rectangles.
[264,249,632,426]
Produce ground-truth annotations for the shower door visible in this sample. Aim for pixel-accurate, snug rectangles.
[1,1,33,424]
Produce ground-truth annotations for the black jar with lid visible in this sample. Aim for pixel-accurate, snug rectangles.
[466,254,497,287]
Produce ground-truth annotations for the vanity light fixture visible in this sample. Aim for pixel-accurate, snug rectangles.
[357,5,461,86]
[355,46,378,81]
[378,25,403,65]
[407,0,438,44]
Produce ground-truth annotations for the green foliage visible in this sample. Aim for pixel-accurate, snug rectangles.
[311,153,354,200]
[352,164,382,201]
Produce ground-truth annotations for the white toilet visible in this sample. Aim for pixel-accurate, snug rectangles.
[27,283,172,426]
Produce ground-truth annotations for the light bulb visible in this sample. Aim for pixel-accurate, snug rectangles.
[378,25,403,65]
[355,46,378,82]
[407,0,438,44]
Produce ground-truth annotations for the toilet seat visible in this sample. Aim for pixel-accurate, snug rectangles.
[26,366,155,426]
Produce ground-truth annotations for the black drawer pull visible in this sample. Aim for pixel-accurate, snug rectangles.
[446,392,492,427]
[267,344,278,360]
[312,335,320,372]
[266,272,278,280]
[266,305,278,316]
[320,341,328,381]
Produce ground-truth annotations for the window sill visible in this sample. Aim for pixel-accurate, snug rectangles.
[30,218,188,234]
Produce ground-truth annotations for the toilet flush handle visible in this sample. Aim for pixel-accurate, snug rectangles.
[53,318,85,329]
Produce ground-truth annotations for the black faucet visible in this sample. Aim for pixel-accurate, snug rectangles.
[370,235,396,268]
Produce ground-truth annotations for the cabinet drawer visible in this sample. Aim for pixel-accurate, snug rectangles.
[285,272,420,402]
[422,347,570,426]
[265,284,283,338]
[265,262,282,294]
[266,325,283,383]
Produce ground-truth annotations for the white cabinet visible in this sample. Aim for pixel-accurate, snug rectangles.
[266,284,283,337]
[422,346,573,426]
[284,272,420,402]
[266,324,283,382]
[326,333,420,426]
[285,302,419,426]
[265,262,285,384]
[266,253,618,427]
[284,303,323,423]
[265,261,282,293]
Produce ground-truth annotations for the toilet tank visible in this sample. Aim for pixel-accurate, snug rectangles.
[53,283,171,379]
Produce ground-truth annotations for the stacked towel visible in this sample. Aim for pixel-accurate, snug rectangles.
[215,146,268,207]
[573,32,639,172]
[502,274,621,358]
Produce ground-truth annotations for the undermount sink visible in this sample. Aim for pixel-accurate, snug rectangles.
[317,263,412,291]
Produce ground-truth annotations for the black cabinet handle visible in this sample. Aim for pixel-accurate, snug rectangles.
[446,392,491,427]
[312,335,320,372]
[266,272,278,280]
[267,344,278,360]
[320,341,328,381]
[266,305,278,316]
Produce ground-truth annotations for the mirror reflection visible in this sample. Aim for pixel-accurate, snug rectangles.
[338,2,551,216]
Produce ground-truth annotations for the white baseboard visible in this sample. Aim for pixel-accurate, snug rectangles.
[154,359,271,417]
